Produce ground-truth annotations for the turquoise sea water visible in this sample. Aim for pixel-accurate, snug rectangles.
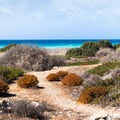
[0,39,119,49]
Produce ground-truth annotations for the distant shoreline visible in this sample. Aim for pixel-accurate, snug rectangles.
[0,39,119,49]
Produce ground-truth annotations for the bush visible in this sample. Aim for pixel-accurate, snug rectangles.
[46,73,59,81]
[88,77,120,106]
[81,42,99,56]
[17,75,39,88]
[97,40,112,48]
[78,86,107,104]
[65,40,113,57]
[0,66,24,83]
[0,80,9,94]
[65,48,82,57]
[88,61,120,76]
[61,73,83,86]
[47,56,65,70]
[12,100,50,119]
[113,44,120,49]
[66,60,99,66]
[57,71,68,79]
[0,45,65,71]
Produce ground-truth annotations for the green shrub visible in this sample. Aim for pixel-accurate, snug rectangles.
[78,86,107,104]
[0,79,9,94]
[61,73,83,86]
[0,66,24,83]
[46,73,59,81]
[65,40,113,57]
[97,40,112,48]
[65,48,82,57]
[113,44,120,49]
[17,75,39,88]
[88,61,120,76]
[7,67,24,81]
[66,60,99,66]
[91,77,120,106]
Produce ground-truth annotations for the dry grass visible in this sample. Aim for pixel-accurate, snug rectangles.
[0,79,9,93]
[17,75,39,88]
[46,73,59,81]
[78,86,107,104]
[56,71,68,80]
[61,73,83,86]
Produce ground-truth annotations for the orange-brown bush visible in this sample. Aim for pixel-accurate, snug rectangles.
[46,73,59,81]
[17,75,39,88]
[57,71,68,80]
[0,79,9,93]
[61,73,83,86]
[78,86,107,104]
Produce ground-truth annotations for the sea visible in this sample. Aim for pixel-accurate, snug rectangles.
[0,39,119,49]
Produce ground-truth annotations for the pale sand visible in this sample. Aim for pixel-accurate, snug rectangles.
[46,48,69,56]
[0,52,5,58]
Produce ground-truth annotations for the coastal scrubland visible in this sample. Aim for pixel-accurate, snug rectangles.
[0,40,120,120]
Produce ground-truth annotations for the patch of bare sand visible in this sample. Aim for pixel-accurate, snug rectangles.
[46,48,69,56]
[28,65,120,118]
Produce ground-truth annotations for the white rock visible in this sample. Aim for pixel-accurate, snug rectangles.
[89,112,108,120]
[30,101,39,107]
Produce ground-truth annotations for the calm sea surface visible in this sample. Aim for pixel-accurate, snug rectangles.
[0,39,119,49]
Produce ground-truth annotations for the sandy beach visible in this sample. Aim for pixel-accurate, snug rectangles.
[46,48,69,56]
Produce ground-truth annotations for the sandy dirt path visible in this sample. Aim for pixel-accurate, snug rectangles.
[27,65,120,119]
[4,64,119,119]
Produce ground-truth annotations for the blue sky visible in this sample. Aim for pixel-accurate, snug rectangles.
[0,0,120,39]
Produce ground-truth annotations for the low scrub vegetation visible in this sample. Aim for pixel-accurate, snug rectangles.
[90,77,120,106]
[56,71,68,79]
[66,60,99,66]
[0,80,9,94]
[17,75,39,88]
[88,61,120,76]
[9,100,51,119]
[66,40,113,57]
[0,65,24,83]
[0,45,65,71]
[46,73,59,81]
[113,44,120,50]
[78,86,107,104]
[61,73,83,86]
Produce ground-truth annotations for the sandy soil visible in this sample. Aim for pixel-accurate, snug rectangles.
[46,48,69,56]
[0,52,5,58]
[2,64,119,120]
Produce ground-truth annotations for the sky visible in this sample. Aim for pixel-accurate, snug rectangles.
[0,0,120,39]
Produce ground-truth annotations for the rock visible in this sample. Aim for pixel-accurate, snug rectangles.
[63,108,68,111]
[89,112,108,120]
[0,100,12,113]
[30,101,39,107]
